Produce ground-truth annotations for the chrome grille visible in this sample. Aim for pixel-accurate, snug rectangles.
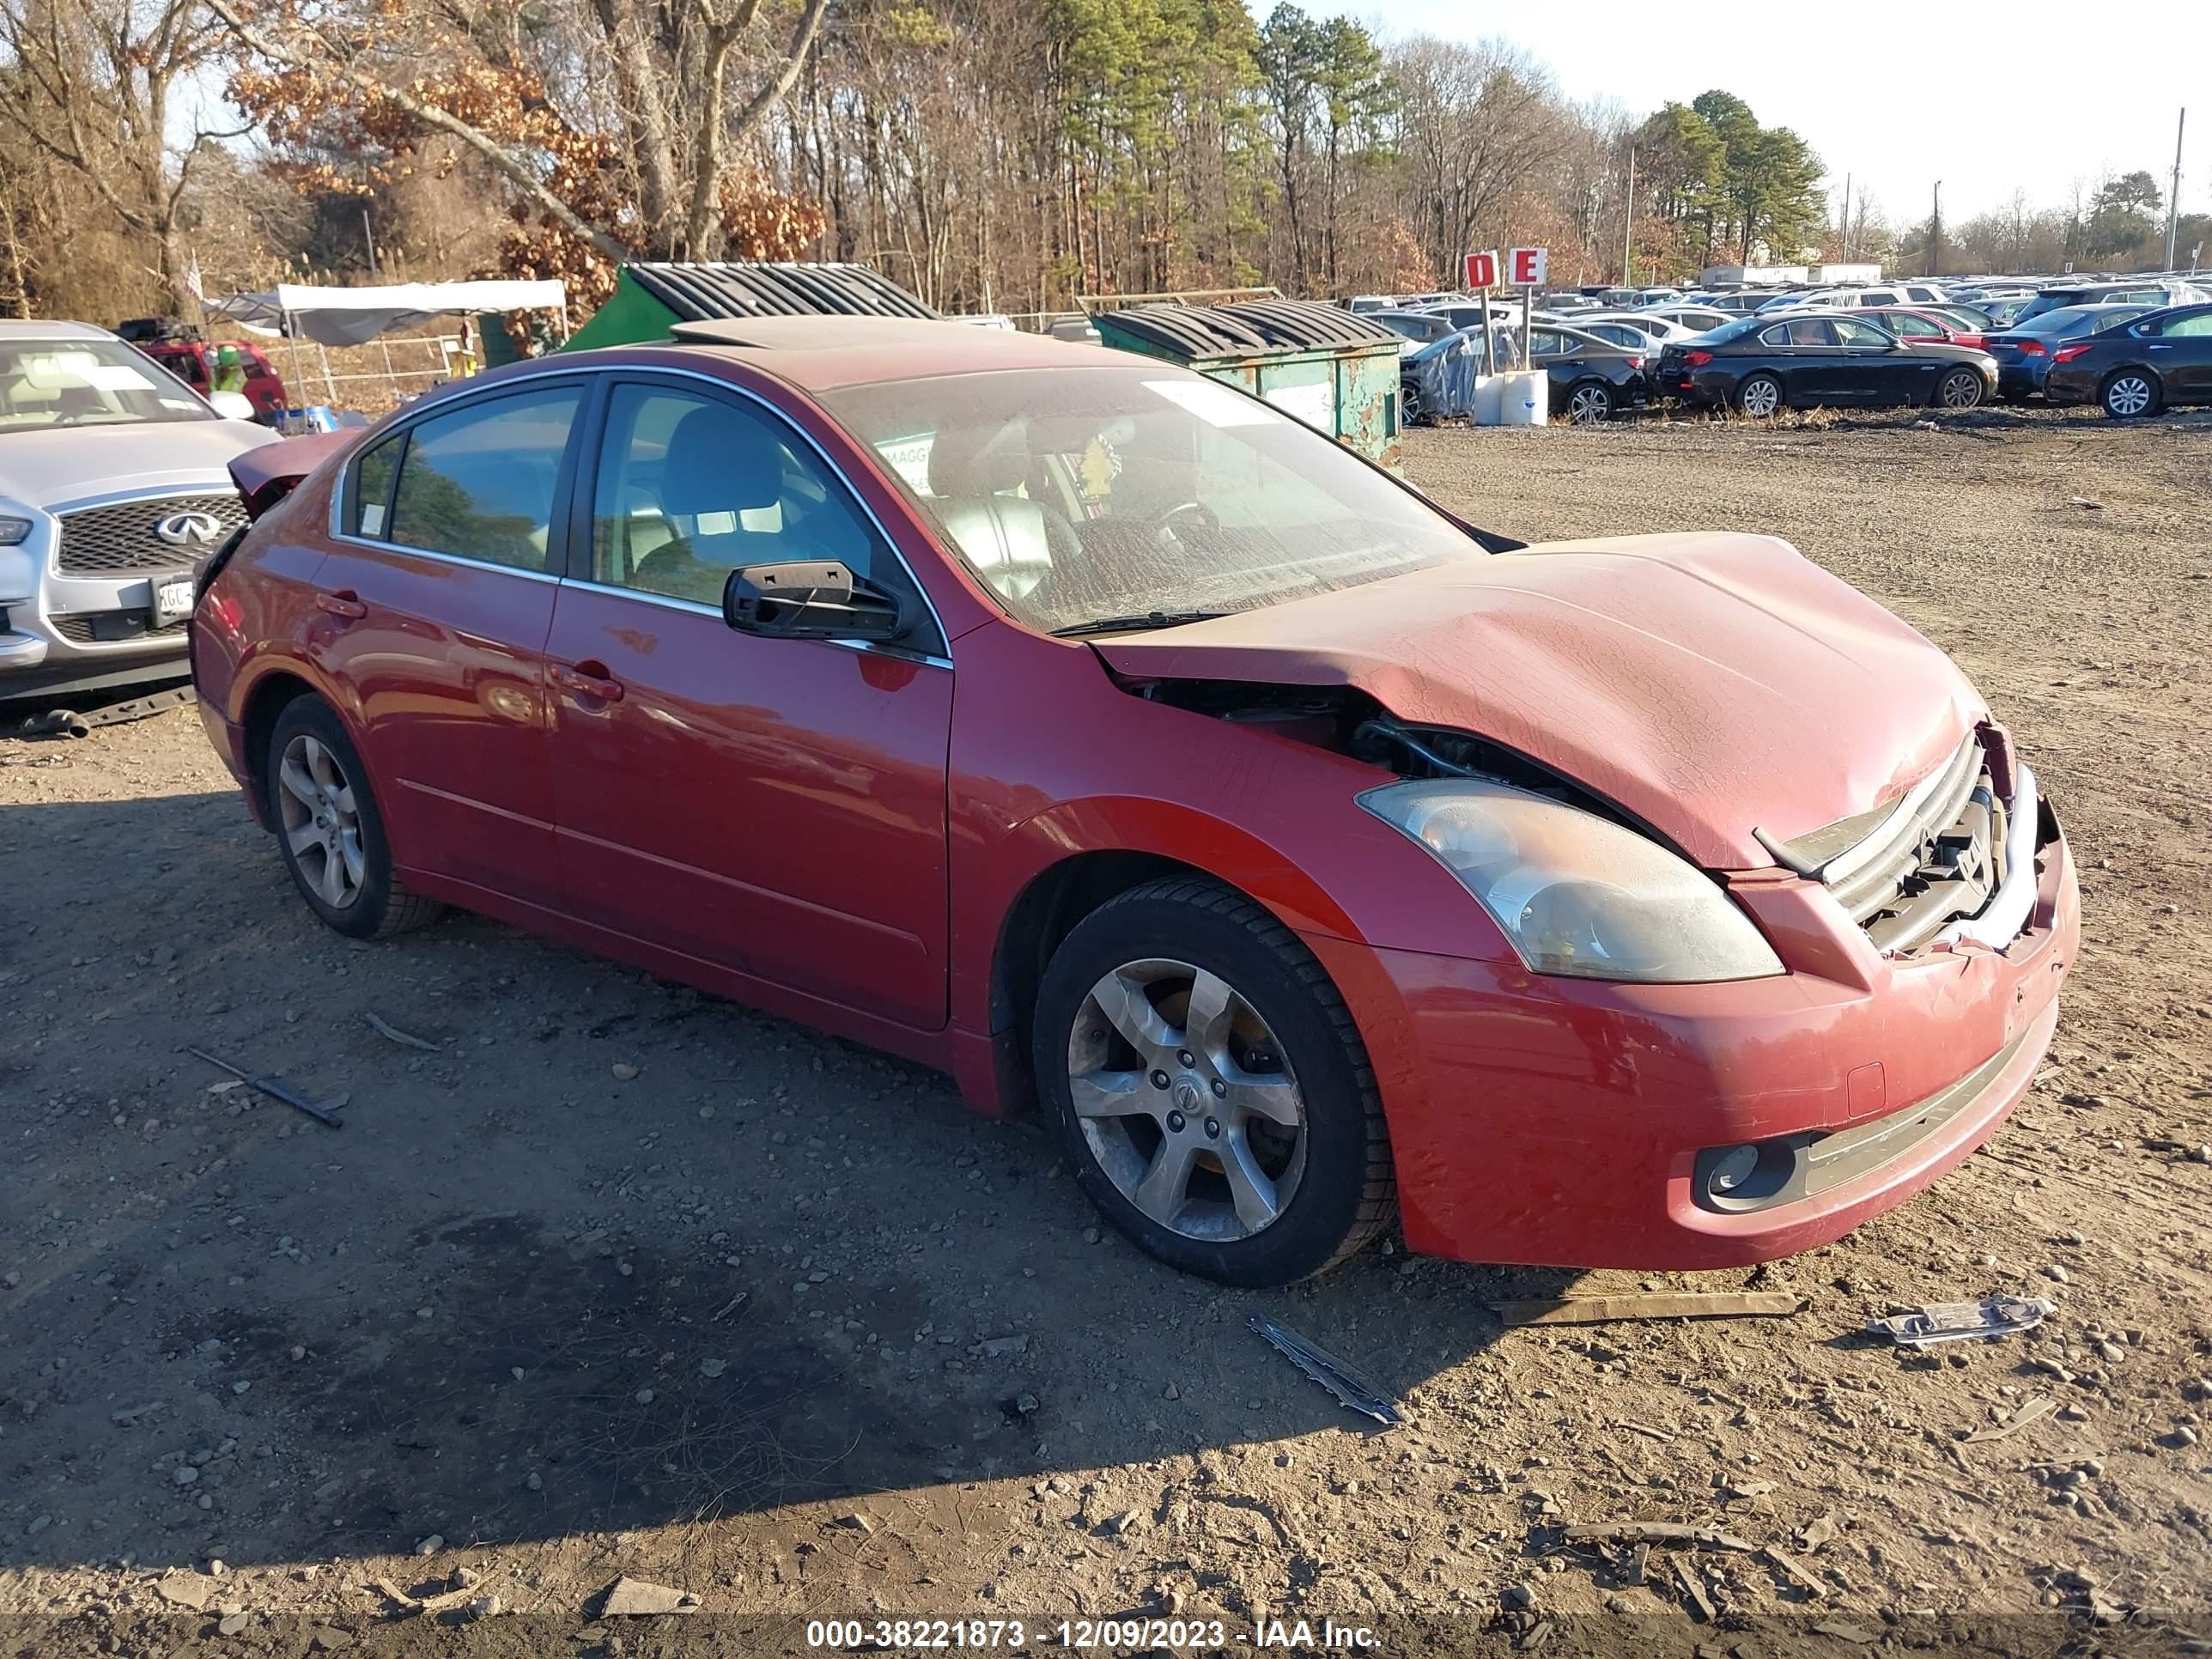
[53,494,246,576]
[1790,734,2010,954]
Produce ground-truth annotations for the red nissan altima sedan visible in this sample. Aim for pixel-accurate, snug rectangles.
[191,317,2078,1286]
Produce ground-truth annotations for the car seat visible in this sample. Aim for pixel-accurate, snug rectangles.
[923,422,1076,603]
[629,404,787,605]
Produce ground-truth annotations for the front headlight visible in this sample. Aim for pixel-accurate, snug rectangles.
[0,515,33,546]
[1360,778,1785,983]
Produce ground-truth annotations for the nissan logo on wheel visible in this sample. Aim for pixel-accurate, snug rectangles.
[155,510,225,547]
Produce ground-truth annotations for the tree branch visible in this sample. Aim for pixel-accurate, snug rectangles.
[201,0,631,263]
[724,0,831,149]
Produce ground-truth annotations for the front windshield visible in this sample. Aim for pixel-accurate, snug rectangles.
[0,340,212,432]
[821,365,1482,634]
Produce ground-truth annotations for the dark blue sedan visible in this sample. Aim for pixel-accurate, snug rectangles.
[1983,303,2155,400]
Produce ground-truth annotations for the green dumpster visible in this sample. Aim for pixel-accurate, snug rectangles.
[1091,301,1405,471]
[560,261,939,353]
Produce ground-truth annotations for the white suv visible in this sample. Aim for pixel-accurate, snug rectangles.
[0,321,276,701]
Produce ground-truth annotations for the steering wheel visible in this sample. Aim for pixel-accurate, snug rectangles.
[1152,501,1220,539]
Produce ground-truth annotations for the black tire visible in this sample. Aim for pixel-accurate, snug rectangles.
[1565,379,1614,424]
[265,696,442,939]
[1735,372,1785,417]
[1400,380,1424,427]
[1936,367,1985,410]
[1031,877,1395,1285]
[2100,368,2162,419]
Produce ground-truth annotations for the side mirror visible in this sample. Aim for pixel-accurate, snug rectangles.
[722,560,904,642]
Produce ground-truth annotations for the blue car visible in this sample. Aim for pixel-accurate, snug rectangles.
[1982,303,2155,399]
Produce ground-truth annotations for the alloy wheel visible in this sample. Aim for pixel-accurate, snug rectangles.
[1567,384,1612,424]
[1739,377,1781,417]
[1065,957,1307,1242]
[1939,369,1984,409]
[2106,374,2153,416]
[277,732,365,910]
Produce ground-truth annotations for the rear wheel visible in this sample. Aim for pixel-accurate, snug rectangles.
[1565,380,1614,424]
[1735,373,1784,417]
[1936,367,1985,410]
[1031,878,1395,1285]
[266,696,442,939]
[2100,368,2160,419]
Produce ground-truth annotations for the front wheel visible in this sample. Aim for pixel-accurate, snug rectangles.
[1735,373,1784,417]
[2100,369,2160,419]
[1936,367,1985,410]
[1565,380,1614,424]
[1031,878,1395,1285]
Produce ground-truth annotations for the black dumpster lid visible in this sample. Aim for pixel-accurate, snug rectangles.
[626,262,939,322]
[1100,299,1399,357]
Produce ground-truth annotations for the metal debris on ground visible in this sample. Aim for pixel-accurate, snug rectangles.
[1961,1394,2058,1443]
[1864,1293,2055,1348]
[599,1577,702,1616]
[1489,1291,1804,1327]
[8,683,196,739]
[1670,1553,1717,1621]
[1762,1542,1828,1598]
[365,1012,441,1052]
[1247,1315,1401,1426]
[1561,1522,1757,1553]
[185,1045,346,1128]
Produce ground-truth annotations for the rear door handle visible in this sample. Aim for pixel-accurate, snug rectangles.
[314,590,367,619]
[550,661,624,702]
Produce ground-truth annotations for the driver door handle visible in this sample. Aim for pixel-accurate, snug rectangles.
[551,660,624,702]
[314,589,367,619]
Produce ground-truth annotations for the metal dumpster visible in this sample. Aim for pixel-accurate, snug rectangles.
[1091,301,1405,471]
[560,261,939,352]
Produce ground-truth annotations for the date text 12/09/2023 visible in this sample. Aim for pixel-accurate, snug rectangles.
[804,1618,1380,1650]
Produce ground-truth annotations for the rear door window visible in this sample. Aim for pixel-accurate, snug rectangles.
[386,386,582,572]
[1833,317,1896,347]
[1785,319,1838,346]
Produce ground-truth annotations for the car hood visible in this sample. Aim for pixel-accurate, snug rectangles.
[0,420,277,510]
[1091,532,1984,871]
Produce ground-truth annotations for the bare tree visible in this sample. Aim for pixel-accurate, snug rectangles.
[0,0,245,313]
[206,0,831,271]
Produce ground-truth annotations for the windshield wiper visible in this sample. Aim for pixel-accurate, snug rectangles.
[1049,610,1231,639]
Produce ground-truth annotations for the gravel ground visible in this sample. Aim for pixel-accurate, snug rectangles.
[2,404,2209,1656]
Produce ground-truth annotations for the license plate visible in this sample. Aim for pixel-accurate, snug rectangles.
[150,573,195,629]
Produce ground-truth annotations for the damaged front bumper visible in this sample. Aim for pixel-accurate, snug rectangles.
[1301,795,2078,1270]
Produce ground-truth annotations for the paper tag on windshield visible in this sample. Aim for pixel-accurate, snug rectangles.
[84,364,155,391]
[1145,380,1284,428]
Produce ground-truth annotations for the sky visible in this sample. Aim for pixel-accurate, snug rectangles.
[1356,0,2208,234]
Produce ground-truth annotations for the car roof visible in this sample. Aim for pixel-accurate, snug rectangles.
[0,319,117,342]
[651,315,1133,390]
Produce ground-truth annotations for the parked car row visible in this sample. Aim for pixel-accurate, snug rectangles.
[1371,265,2212,423]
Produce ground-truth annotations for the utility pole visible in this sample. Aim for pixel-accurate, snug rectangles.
[2166,108,2187,270]
[1930,180,1942,278]
[1841,172,1852,260]
[1621,146,1637,285]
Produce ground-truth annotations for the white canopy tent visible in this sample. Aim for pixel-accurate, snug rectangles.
[210,280,569,347]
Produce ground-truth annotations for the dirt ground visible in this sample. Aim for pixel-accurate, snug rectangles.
[3,405,2209,1658]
